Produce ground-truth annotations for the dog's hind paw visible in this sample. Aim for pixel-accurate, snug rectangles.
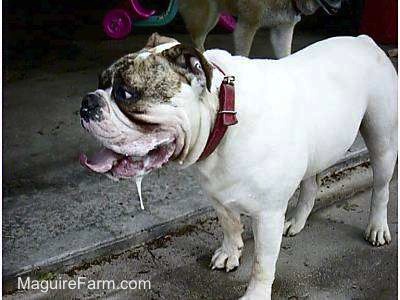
[364,222,391,246]
[283,216,307,237]
[210,246,241,272]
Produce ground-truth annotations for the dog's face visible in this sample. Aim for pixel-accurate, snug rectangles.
[79,33,213,179]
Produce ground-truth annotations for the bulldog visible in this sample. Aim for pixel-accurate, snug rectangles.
[79,33,397,299]
[180,0,342,58]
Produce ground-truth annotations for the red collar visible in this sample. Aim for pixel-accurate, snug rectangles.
[198,64,238,160]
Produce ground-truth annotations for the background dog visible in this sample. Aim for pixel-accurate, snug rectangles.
[180,0,342,58]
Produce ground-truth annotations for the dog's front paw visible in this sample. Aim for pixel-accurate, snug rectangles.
[283,216,307,237]
[210,246,242,272]
[365,221,391,246]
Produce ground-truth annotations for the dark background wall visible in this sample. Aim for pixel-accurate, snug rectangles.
[3,0,366,75]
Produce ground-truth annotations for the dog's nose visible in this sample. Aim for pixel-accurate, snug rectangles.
[80,93,103,122]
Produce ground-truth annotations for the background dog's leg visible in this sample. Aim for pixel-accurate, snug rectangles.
[283,175,318,236]
[360,98,397,246]
[210,199,244,272]
[180,0,219,52]
[240,210,284,300]
[233,20,259,56]
[269,22,297,59]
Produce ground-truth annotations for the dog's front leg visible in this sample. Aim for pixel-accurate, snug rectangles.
[240,210,285,300]
[210,199,244,272]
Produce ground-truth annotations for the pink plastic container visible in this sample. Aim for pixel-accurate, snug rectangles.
[103,0,156,39]
[218,12,236,32]
[103,9,132,40]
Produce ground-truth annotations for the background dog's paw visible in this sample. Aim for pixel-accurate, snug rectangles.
[210,247,241,272]
[364,222,391,246]
[283,217,306,237]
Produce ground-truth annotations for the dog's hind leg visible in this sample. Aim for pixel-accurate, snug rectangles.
[283,175,318,236]
[210,198,244,272]
[360,98,397,246]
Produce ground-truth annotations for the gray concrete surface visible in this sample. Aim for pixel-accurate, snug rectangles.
[3,30,396,292]
[5,174,397,299]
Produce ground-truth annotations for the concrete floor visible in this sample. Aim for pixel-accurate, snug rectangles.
[6,176,397,299]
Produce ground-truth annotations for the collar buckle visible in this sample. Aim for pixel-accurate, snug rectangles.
[223,76,235,85]
[218,110,237,115]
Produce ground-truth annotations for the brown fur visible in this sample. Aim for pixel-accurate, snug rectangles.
[98,36,213,117]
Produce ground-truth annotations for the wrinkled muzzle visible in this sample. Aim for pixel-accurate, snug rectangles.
[79,89,180,179]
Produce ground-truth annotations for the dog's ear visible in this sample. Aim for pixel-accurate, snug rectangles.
[145,32,178,49]
[161,44,213,92]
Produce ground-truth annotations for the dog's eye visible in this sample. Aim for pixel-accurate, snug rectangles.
[124,91,132,99]
[113,86,141,103]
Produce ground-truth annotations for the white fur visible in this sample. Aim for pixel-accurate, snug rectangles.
[174,35,397,299]
[136,42,181,61]
[151,41,180,53]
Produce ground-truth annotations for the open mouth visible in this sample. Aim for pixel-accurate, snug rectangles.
[79,142,175,179]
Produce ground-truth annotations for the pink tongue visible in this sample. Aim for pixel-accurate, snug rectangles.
[79,148,122,173]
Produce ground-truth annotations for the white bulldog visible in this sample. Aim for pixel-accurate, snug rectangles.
[79,33,397,299]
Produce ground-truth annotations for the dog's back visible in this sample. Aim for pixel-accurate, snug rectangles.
[204,35,397,177]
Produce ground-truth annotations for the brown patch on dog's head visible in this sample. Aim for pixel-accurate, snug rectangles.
[110,54,183,115]
[97,33,213,119]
